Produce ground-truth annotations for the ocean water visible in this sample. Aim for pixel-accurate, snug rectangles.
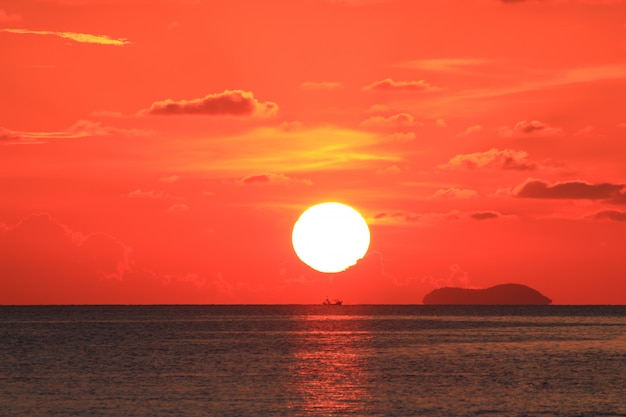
[1,305,625,417]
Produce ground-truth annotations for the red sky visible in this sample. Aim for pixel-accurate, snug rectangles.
[1,0,626,305]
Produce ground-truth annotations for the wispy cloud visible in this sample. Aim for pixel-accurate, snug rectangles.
[441,148,537,170]
[1,28,130,45]
[184,126,398,175]
[459,64,626,100]
[2,120,146,144]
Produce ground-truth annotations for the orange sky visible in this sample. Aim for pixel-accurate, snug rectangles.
[1,0,626,305]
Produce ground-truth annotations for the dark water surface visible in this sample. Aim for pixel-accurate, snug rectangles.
[1,305,625,416]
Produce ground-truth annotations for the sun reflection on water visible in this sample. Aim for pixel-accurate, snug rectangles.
[289,313,373,416]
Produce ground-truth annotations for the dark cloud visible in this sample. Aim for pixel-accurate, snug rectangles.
[515,179,625,199]
[363,78,439,92]
[588,210,626,222]
[372,211,421,223]
[608,192,626,205]
[144,90,278,117]
[470,211,501,220]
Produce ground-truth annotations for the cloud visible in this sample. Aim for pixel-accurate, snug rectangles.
[178,125,393,175]
[67,119,145,137]
[371,210,508,225]
[470,211,502,220]
[514,178,626,199]
[300,81,342,90]
[371,211,421,224]
[240,173,313,186]
[458,125,483,137]
[363,78,440,92]
[456,64,626,102]
[360,113,418,129]
[587,209,626,221]
[0,127,26,143]
[0,214,132,286]
[422,264,472,290]
[498,120,564,137]
[4,120,144,142]
[0,127,46,145]
[0,213,238,304]
[431,188,478,199]
[143,90,278,117]
[1,28,130,45]
[0,9,21,22]
[442,148,537,170]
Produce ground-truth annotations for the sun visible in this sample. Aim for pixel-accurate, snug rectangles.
[292,202,370,273]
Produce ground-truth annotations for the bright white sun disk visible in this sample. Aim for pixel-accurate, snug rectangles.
[292,202,370,273]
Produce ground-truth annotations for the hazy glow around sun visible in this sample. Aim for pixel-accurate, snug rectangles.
[292,202,370,273]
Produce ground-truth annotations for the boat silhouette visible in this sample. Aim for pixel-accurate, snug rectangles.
[322,297,342,306]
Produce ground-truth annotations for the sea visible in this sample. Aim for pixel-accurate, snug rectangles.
[0,305,625,417]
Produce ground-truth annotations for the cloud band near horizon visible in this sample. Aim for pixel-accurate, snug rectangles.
[1,28,130,45]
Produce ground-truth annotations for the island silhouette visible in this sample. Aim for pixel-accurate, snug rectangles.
[423,283,552,305]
